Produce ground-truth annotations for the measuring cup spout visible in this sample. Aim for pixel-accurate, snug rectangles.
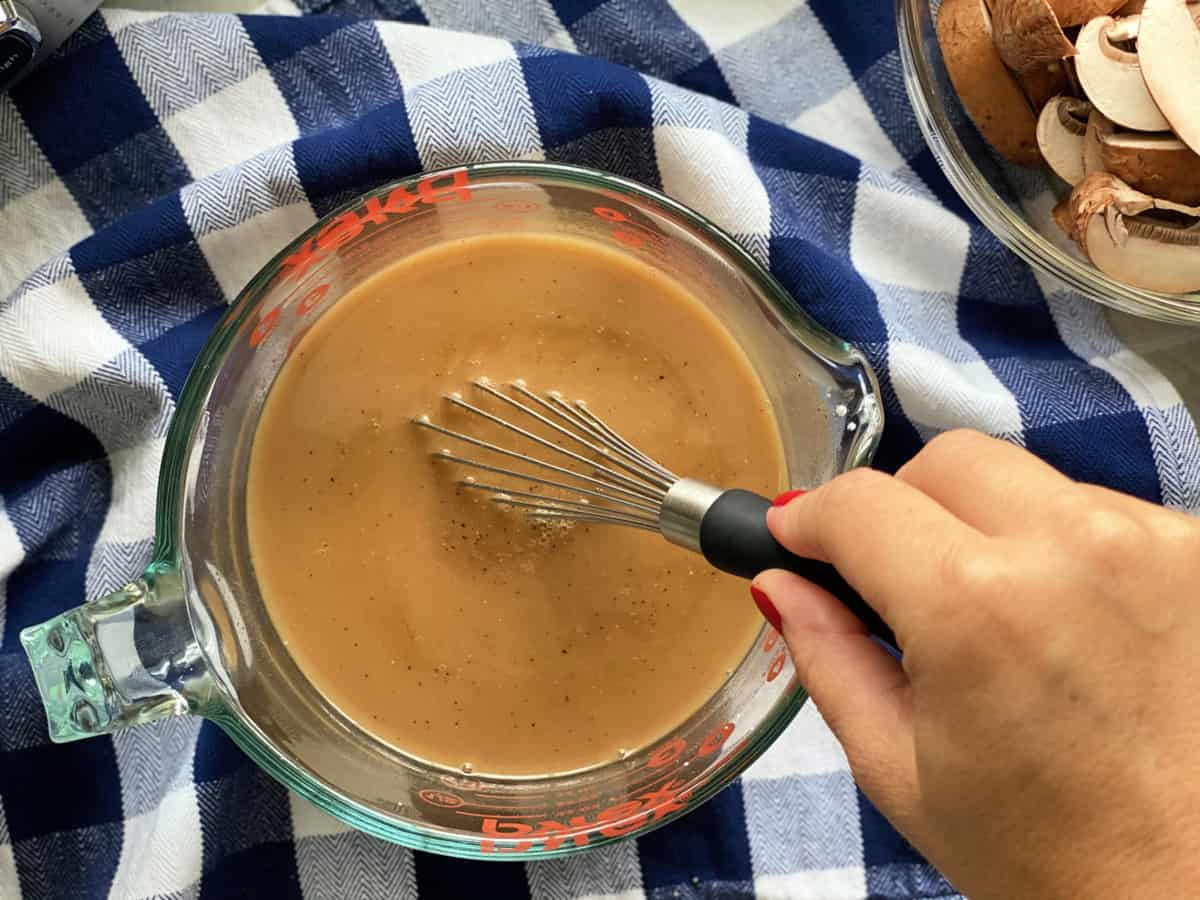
[19,564,212,742]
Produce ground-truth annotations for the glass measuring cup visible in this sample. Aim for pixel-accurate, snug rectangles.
[20,162,883,858]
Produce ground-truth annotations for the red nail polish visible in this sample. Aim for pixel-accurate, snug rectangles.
[751,585,783,634]
[771,489,807,508]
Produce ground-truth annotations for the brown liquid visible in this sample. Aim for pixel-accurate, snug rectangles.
[248,233,785,776]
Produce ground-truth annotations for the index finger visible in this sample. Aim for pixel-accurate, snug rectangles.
[766,468,987,645]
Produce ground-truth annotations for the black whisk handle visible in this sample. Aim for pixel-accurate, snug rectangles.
[697,489,896,649]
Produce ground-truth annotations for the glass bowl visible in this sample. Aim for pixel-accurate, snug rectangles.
[21,161,884,859]
[897,0,1200,325]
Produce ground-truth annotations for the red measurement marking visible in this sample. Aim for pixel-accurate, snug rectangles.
[277,173,471,276]
[762,629,779,653]
[253,171,473,350]
[646,736,687,769]
[716,736,752,769]
[295,283,329,316]
[592,206,627,222]
[621,220,668,249]
[591,204,668,255]
[493,200,540,213]
[249,306,280,348]
[278,240,322,283]
[766,649,788,683]
[417,789,464,809]
[478,779,692,853]
[698,721,735,757]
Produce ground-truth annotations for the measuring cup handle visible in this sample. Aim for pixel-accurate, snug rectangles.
[20,569,211,743]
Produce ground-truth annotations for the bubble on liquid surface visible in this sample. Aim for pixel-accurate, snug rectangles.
[461,762,474,774]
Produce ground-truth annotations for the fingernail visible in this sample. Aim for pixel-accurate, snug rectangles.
[751,585,783,634]
[771,489,807,508]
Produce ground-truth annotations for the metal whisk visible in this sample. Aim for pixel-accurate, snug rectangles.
[414,378,892,645]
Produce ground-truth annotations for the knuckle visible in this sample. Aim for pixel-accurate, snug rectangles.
[1150,509,1200,558]
[1070,502,1149,571]
[822,467,890,509]
[921,429,986,464]
[938,540,1014,603]
[811,468,891,555]
[925,540,1034,667]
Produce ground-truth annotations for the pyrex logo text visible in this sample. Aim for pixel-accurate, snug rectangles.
[279,170,472,283]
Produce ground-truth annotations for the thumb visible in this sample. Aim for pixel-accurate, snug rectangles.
[752,569,923,836]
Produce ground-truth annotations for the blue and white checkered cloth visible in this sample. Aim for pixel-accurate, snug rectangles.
[2,1,1198,897]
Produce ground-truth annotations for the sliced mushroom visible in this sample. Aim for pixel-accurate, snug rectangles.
[1100,132,1200,204]
[938,0,1042,166]
[1137,0,1200,155]
[1066,172,1200,292]
[1037,96,1091,183]
[1017,60,1071,108]
[1074,15,1171,131]
[992,0,1078,71]
[1050,0,1127,25]
[1083,108,1115,175]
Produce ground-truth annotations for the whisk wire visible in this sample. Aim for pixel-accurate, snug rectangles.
[423,435,662,508]
[519,505,661,531]
[418,379,687,528]
[569,399,677,483]
[458,479,661,517]
[444,390,662,502]
[507,383,676,490]
[470,380,672,493]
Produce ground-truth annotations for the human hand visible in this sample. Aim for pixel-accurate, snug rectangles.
[753,430,1200,900]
